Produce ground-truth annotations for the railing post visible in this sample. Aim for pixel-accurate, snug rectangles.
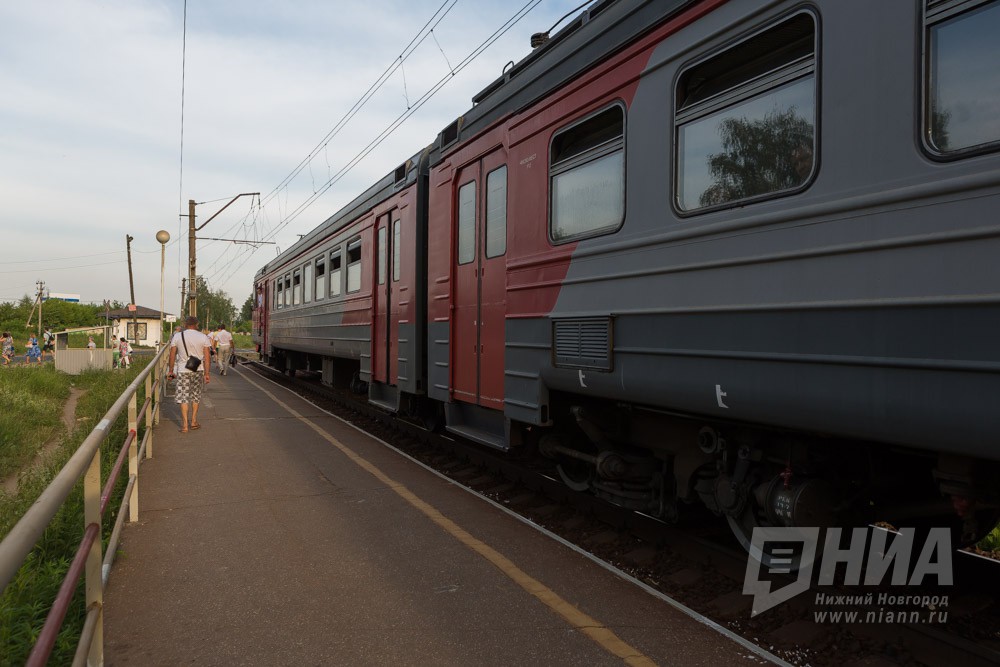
[84,448,103,666]
[152,347,161,427]
[145,373,154,459]
[128,392,139,523]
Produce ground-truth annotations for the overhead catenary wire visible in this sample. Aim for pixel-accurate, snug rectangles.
[254,0,460,224]
[208,0,545,291]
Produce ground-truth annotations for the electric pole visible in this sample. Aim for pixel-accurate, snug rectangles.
[188,199,196,317]
[37,281,43,337]
[187,192,259,318]
[180,278,187,322]
[26,280,46,335]
[126,234,138,347]
[103,300,111,348]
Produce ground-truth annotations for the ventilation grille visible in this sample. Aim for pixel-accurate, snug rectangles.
[553,317,612,371]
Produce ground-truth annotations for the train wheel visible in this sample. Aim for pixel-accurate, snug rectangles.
[557,460,594,492]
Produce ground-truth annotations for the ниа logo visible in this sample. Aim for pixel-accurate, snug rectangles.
[743,526,953,616]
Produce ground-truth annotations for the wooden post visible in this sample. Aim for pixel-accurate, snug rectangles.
[128,393,139,523]
[145,373,154,459]
[83,448,103,665]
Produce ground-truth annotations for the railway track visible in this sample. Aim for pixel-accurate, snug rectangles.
[237,357,1000,667]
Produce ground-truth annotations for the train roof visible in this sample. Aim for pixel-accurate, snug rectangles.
[255,0,693,281]
[255,148,429,280]
[431,0,693,162]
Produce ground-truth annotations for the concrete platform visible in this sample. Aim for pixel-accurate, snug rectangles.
[103,365,768,666]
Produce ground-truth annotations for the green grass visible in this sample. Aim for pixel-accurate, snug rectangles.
[0,366,73,480]
[0,364,151,666]
[978,524,1000,553]
[232,333,252,349]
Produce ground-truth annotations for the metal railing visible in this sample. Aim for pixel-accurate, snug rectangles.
[0,345,170,666]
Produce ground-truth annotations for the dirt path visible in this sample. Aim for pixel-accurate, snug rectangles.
[1,387,87,494]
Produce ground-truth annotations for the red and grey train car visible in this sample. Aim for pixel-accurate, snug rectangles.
[254,150,428,411]
[256,0,1000,547]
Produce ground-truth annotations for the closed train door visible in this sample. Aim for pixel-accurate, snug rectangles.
[373,212,399,385]
[452,149,508,409]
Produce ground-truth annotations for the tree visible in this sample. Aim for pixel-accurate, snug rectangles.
[239,294,254,323]
[192,277,236,329]
[700,108,813,208]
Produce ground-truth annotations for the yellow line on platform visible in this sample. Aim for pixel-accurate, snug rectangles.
[238,369,657,667]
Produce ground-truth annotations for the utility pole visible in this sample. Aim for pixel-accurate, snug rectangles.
[27,280,46,335]
[37,281,43,338]
[188,192,259,318]
[180,278,187,322]
[188,199,196,317]
[126,234,138,347]
[103,300,111,348]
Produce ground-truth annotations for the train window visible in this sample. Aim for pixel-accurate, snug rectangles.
[330,247,342,297]
[675,12,816,212]
[292,270,302,306]
[304,262,313,303]
[392,219,401,282]
[315,257,326,301]
[485,166,507,258]
[284,273,291,307]
[925,0,1000,155]
[457,181,476,264]
[347,239,362,293]
[378,227,387,286]
[549,105,625,243]
[274,279,280,310]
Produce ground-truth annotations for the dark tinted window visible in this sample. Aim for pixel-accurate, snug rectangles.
[392,220,401,281]
[485,166,507,258]
[315,257,326,301]
[347,239,362,293]
[378,226,387,285]
[926,0,1000,153]
[330,247,342,297]
[550,105,625,242]
[458,181,476,264]
[676,13,816,212]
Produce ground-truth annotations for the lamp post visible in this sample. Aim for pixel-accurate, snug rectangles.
[156,230,170,347]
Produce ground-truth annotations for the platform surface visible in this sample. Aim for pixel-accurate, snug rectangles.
[104,364,763,666]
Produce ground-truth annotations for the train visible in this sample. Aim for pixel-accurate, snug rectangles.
[253,0,1000,551]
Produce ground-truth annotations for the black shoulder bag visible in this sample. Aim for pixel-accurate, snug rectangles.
[181,331,202,372]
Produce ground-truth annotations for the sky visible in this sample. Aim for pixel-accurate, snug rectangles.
[0,0,583,313]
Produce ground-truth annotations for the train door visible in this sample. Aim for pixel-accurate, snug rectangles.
[452,149,508,409]
[372,213,392,384]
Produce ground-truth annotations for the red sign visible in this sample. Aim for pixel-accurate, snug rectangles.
[127,304,137,312]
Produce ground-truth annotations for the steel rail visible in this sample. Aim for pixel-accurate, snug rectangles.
[24,523,100,667]
[101,429,136,515]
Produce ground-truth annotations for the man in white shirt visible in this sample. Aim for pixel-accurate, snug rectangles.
[168,316,212,433]
[214,324,234,375]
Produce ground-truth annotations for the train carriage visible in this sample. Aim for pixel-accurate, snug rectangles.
[257,0,1000,549]
[253,151,429,410]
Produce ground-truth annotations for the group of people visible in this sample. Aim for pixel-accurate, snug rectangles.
[168,319,235,432]
[1,329,54,366]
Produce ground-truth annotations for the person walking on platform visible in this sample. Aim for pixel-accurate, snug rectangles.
[214,324,233,375]
[168,316,211,433]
